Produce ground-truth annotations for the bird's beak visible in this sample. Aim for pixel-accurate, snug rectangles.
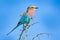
[35,7,38,9]
[34,7,38,10]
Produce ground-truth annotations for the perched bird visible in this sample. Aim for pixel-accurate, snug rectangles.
[7,6,38,35]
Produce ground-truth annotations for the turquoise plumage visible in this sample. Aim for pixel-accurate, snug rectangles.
[20,13,31,24]
[7,12,31,35]
[7,6,38,35]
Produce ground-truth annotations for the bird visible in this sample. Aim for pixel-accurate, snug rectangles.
[7,6,38,35]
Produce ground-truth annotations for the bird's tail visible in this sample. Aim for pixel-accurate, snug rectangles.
[7,22,21,35]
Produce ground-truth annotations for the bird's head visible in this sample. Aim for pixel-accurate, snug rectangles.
[27,6,38,18]
[27,6,38,11]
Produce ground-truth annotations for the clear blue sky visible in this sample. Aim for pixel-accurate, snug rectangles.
[0,0,60,40]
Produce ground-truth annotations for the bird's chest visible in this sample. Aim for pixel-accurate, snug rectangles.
[25,15,30,23]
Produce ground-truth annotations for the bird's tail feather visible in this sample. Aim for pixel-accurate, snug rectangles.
[7,22,21,35]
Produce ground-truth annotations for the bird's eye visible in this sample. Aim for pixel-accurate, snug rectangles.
[31,7,34,8]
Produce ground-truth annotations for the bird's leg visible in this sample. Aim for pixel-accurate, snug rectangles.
[28,23,30,27]
[23,24,25,29]
[27,23,31,29]
[24,24,28,33]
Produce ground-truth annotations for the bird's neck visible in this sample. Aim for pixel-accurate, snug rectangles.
[27,10,34,18]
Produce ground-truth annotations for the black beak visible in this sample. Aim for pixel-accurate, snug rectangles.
[35,7,38,9]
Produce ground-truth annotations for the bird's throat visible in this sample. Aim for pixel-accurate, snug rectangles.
[28,10,34,18]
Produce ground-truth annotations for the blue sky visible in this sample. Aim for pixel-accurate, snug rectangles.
[0,0,60,40]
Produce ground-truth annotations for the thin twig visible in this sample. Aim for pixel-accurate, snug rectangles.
[32,33,49,40]
[27,22,39,29]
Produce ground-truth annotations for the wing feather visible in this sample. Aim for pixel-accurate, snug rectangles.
[20,11,26,18]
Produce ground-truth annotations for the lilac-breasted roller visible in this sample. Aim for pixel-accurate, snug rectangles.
[7,6,38,35]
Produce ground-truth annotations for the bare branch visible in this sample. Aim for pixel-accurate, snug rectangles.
[27,22,39,29]
[18,22,39,40]
[32,33,50,40]
[19,25,27,40]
